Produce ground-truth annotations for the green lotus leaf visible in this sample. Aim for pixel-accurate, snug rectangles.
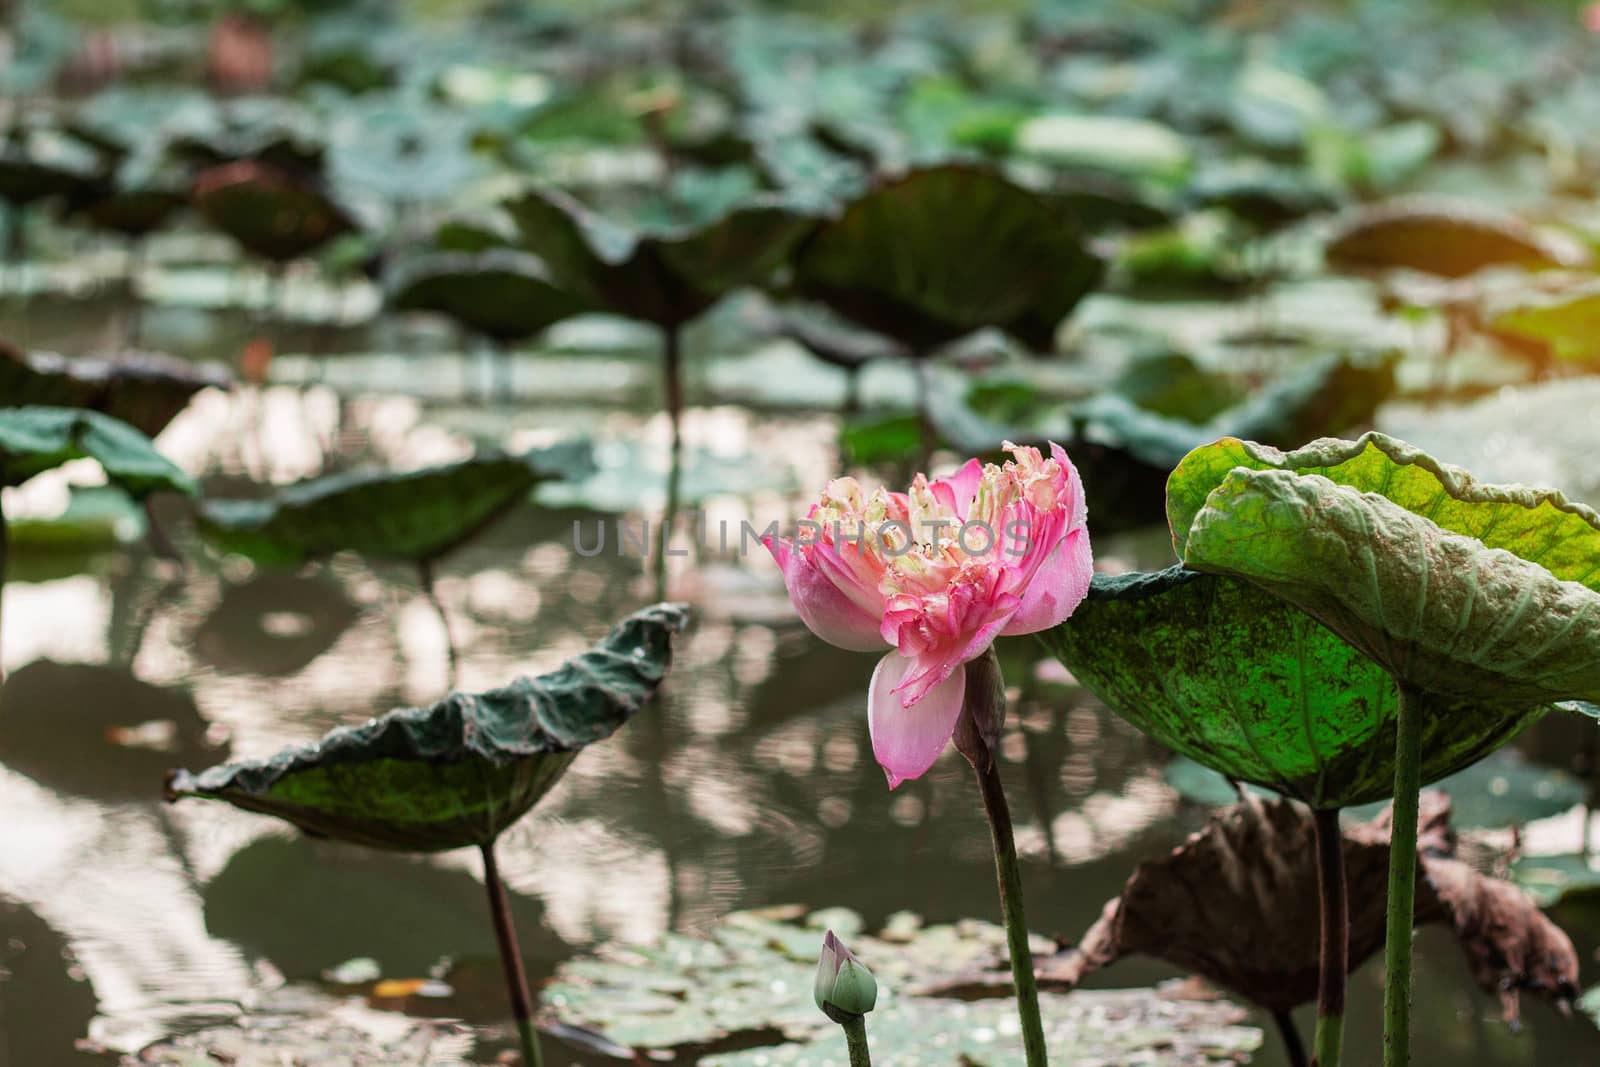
[386,250,591,343]
[1167,433,1600,590]
[792,165,1103,352]
[164,603,689,851]
[504,185,816,328]
[1179,466,1600,707]
[1324,197,1588,279]
[0,407,195,497]
[1487,282,1600,365]
[1042,567,1545,808]
[197,445,591,567]
[192,160,355,263]
[0,342,233,437]
[1012,114,1192,185]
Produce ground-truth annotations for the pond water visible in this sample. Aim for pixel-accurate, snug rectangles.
[0,285,1596,1066]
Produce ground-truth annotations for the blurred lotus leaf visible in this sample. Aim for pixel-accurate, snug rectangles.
[386,249,591,343]
[197,444,591,567]
[165,603,689,851]
[192,160,355,262]
[504,182,816,328]
[793,164,1102,352]
[1324,197,1588,279]
[0,406,195,497]
[1013,114,1191,186]
[1485,282,1600,365]
[0,342,232,437]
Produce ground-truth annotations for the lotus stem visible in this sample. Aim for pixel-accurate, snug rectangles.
[654,323,684,602]
[974,759,1049,1067]
[1273,1009,1308,1067]
[480,841,544,1067]
[417,560,459,689]
[1312,806,1346,1067]
[0,501,7,683]
[841,1015,873,1067]
[1383,685,1424,1067]
[142,498,182,563]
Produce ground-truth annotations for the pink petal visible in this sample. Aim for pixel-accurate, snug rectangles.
[930,458,984,522]
[765,536,888,652]
[1001,526,1093,635]
[1049,441,1087,528]
[869,653,967,789]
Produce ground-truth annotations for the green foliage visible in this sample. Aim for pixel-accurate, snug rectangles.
[164,603,689,851]
[0,407,195,498]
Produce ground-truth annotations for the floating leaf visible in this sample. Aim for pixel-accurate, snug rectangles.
[1012,793,1578,1024]
[192,160,356,263]
[504,185,816,328]
[545,905,1259,1065]
[197,445,590,567]
[1013,114,1192,185]
[0,407,195,498]
[1486,282,1600,365]
[792,164,1102,352]
[0,343,233,437]
[386,250,591,343]
[1043,567,1542,807]
[1324,197,1588,279]
[165,603,689,851]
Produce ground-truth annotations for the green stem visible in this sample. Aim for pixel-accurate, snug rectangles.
[1383,686,1423,1067]
[1312,806,1346,1067]
[0,501,7,684]
[655,323,684,602]
[481,841,544,1067]
[841,1015,873,1067]
[974,759,1049,1067]
[418,560,459,690]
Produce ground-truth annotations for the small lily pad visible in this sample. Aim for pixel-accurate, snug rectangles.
[0,407,195,498]
[386,250,591,343]
[192,161,356,264]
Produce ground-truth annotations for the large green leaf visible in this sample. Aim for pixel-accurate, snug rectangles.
[164,603,689,851]
[1487,283,1600,364]
[196,445,589,567]
[1178,465,1600,707]
[504,186,815,328]
[0,407,195,498]
[1167,434,1600,591]
[386,249,591,343]
[792,164,1103,352]
[1042,568,1542,807]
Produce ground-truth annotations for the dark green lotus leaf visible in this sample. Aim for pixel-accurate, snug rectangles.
[1324,197,1588,279]
[504,186,816,328]
[164,603,689,851]
[0,407,195,497]
[1043,568,1543,807]
[1184,163,1341,231]
[0,343,233,437]
[192,160,355,263]
[1178,465,1600,708]
[386,250,591,343]
[0,126,101,208]
[792,165,1103,352]
[197,444,591,567]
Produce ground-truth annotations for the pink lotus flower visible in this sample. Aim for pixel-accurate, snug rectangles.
[766,443,1092,788]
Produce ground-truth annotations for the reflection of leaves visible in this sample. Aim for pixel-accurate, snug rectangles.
[197,445,589,567]
[0,660,225,802]
[0,900,99,1067]
[546,905,1260,1064]
[933,794,1577,1025]
[192,570,359,677]
[165,604,689,851]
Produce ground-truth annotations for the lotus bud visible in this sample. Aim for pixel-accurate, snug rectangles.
[814,930,878,1023]
[953,645,1006,774]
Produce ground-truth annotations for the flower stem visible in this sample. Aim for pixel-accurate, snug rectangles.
[481,841,543,1067]
[841,1016,873,1067]
[1273,1010,1308,1067]
[1383,686,1423,1067]
[418,559,459,689]
[1312,806,1347,1067]
[0,501,7,684]
[974,759,1049,1067]
[655,323,684,602]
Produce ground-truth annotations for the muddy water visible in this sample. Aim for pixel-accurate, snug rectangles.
[0,290,1595,1066]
